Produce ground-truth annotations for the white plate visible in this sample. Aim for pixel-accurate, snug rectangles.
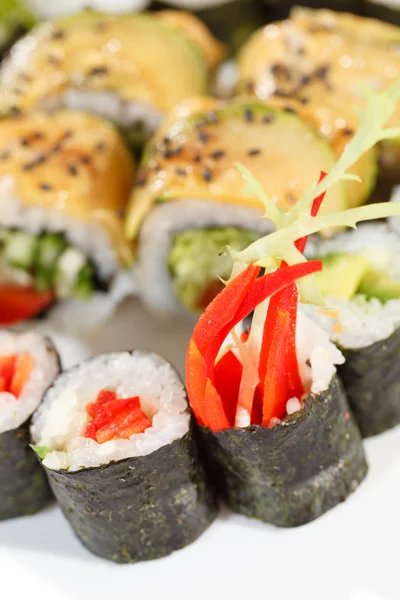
[0,298,399,600]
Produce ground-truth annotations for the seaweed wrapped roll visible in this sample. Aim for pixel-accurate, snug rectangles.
[186,83,400,525]
[31,350,217,563]
[126,97,346,315]
[305,223,400,437]
[0,331,60,520]
[0,10,222,146]
[0,109,135,328]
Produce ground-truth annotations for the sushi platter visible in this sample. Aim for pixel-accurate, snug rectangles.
[0,1,399,599]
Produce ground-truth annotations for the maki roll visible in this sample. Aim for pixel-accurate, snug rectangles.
[186,258,368,526]
[0,331,60,520]
[125,97,347,315]
[0,10,222,146]
[31,351,217,563]
[305,223,400,437]
[237,8,400,204]
[185,82,400,525]
[0,109,135,328]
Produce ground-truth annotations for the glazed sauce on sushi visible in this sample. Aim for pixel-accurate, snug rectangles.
[84,390,151,443]
[0,353,33,397]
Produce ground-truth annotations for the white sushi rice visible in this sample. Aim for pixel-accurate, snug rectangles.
[305,223,400,349]
[31,351,189,472]
[62,90,163,135]
[25,0,150,18]
[0,175,137,328]
[0,332,59,434]
[136,198,275,315]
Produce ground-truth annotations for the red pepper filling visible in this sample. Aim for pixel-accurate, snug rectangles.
[0,284,54,326]
[84,389,151,444]
[0,353,33,397]
[186,173,327,432]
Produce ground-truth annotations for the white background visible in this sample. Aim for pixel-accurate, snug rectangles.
[0,298,399,600]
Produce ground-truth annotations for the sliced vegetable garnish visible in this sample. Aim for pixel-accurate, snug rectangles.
[0,353,33,398]
[186,260,322,430]
[0,285,54,326]
[84,390,151,443]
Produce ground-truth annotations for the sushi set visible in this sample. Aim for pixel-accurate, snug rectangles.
[0,0,399,597]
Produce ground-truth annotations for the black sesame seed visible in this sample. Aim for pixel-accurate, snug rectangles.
[198,132,209,144]
[9,106,22,117]
[64,130,73,139]
[80,155,91,165]
[315,65,329,80]
[47,55,61,66]
[299,97,309,105]
[33,131,45,140]
[20,138,30,147]
[23,154,46,171]
[52,29,65,40]
[211,150,225,160]
[247,148,261,157]
[343,128,354,137]
[205,111,218,124]
[175,168,187,176]
[163,137,171,146]
[174,146,183,157]
[68,165,78,176]
[39,182,52,191]
[202,167,212,182]
[96,142,106,152]
[162,149,173,159]
[88,66,109,77]
[262,114,275,124]
[286,193,297,206]
[52,142,62,154]
[244,108,254,123]
[193,154,202,163]
[0,151,10,161]
[301,75,311,86]
[284,106,297,115]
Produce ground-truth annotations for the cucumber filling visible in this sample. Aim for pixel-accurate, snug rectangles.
[167,227,260,312]
[0,229,96,299]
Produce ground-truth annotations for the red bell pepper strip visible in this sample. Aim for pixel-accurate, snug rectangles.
[285,286,304,400]
[214,349,243,426]
[261,309,290,425]
[0,285,54,326]
[0,356,17,391]
[186,260,322,430]
[295,171,327,253]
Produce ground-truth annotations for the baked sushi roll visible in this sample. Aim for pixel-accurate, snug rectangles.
[305,223,400,437]
[237,8,400,205]
[125,97,347,315]
[31,350,217,563]
[0,109,135,328]
[0,331,60,520]
[0,10,222,146]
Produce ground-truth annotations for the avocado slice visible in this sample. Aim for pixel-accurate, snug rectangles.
[126,102,347,240]
[358,267,400,302]
[316,253,370,301]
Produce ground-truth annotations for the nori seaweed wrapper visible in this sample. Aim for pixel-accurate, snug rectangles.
[42,421,217,563]
[338,327,400,438]
[197,376,367,527]
[0,418,52,520]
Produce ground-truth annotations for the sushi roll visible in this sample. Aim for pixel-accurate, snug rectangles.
[0,109,135,328]
[185,82,400,525]
[237,8,400,204]
[30,351,217,563]
[0,10,222,147]
[0,331,60,520]
[186,259,368,526]
[125,97,347,315]
[305,223,400,437]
